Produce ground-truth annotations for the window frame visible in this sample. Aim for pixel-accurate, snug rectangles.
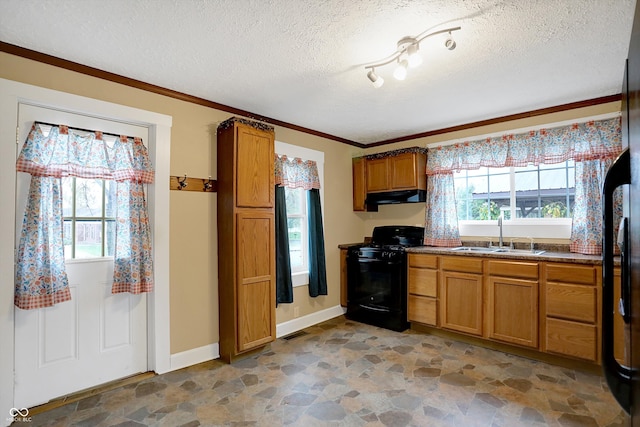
[454,162,574,240]
[275,141,324,288]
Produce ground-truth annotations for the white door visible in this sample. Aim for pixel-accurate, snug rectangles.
[14,104,149,409]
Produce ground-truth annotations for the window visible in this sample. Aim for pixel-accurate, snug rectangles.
[62,177,116,259]
[453,161,575,239]
[454,161,575,221]
[285,186,308,273]
[275,141,324,287]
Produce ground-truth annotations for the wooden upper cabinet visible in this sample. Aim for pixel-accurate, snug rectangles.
[236,124,274,208]
[366,157,389,192]
[352,150,426,211]
[352,157,367,211]
[390,153,425,190]
[364,152,427,193]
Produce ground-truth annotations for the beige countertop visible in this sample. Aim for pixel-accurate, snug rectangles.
[405,245,606,265]
[338,242,617,265]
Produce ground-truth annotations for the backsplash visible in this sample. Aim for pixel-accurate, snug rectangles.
[461,240,570,253]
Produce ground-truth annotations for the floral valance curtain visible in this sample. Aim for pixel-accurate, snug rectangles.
[17,124,154,183]
[274,155,321,190]
[426,118,622,175]
[15,123,155,309]
[423,117,622,254]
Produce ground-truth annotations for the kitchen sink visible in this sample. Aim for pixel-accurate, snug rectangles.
[449,246,545,256]
[449,246,500,253]
[492,248,546,255]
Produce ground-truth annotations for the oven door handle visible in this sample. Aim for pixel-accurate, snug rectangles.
[357,258,403,265]
[359,304,390,313]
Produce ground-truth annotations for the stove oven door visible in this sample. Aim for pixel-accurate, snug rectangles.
[346,251,409,332]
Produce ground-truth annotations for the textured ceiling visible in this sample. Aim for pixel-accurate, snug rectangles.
[0,0,635,144]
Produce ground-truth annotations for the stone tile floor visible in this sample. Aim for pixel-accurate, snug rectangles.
[26,316,626,426]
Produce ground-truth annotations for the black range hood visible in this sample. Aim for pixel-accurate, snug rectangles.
[365,189,426,208]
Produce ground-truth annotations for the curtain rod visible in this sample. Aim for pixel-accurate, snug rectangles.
[34,121,132,140]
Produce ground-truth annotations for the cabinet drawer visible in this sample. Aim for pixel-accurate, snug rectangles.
[408,253,438,269]
[546,263,597,285]
[408,268,437,297]
[488,260,538,279]
[546,318,597,362]
[408,295,437,326]
[441,256,483,274]
[546,283,597,323]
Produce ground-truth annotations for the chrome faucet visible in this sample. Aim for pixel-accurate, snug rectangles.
[497,216,503,248]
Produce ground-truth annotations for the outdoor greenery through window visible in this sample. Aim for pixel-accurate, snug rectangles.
[454,161,575,220]
[62,177,116,259]
[285,186,308,273]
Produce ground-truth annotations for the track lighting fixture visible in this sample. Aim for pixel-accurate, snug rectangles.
[364,26,461,88]
[367,69,384,88]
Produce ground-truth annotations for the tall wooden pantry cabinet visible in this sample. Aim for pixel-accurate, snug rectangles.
[217,117,276,363]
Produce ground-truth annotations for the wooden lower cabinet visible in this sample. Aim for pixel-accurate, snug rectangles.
[546,318,597,361]
[409,296,437,326]
[236,211,276,352]
[440,270,483,336]
[340,248,348,307]
[546,283,596,323]
[405,253,606,365]
[543,262,600,362]
[487,260,539,348]
[408,254,438,326]
[487,276,538,348]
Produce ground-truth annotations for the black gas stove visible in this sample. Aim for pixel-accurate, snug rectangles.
[346,225,424,331]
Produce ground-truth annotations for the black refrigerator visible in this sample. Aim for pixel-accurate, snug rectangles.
[602,2,640,423]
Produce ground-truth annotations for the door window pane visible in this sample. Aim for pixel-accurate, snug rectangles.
[105,219,116,257]
[75,220,103,258]
[62,177,74,217]
[75,178,103,217]
[105,181,117,218]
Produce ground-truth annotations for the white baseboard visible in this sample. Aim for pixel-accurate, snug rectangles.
[169,343,220,372]
[167,305,346,372]
[276,304,346,338]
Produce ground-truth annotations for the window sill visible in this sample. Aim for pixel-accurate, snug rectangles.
[458,219,572,240]
[292,271,309,288]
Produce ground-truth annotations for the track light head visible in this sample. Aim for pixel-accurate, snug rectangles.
[367,69,384,88]
[445,32,457,50]
[406,43,422,68]
[393,56,408,80]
